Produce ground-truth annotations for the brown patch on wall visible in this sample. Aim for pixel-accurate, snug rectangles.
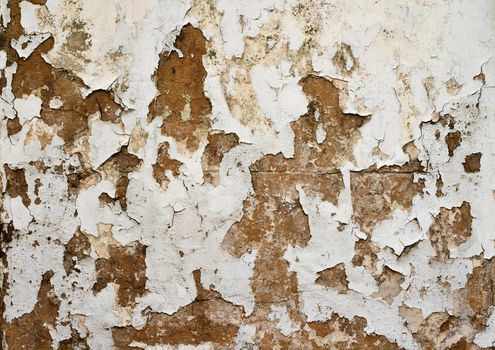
[86,90,122,124]
[316,263,349,294]
[254,75,368,174]
[445,131,462,156]
[446,337,477,350]
[428,202,472,259]
[466,257,495,327]
[100,146,142,173]
[4,271,60,349]
[412,312,459,349]
[33,178,42,204]
[12,37,124,148]
[114,176,130,210]
[399,305,423,333]
[112,270,243,349]
[0,221,13,349]
[6,117,22,136]
[99,146,142,210]
[4,165,31,207]
[93,241,147,307]
[12,38,84,144]
[254,312,343,350]
[223,174,310,303]
[152,142,182,189]
[41,108,88,145]
[259,332,324,350]
[0,221,16,257]
[308,315,403,349]
[372,267,404,304]
[202,132,239,185]
[63,229,91,275]
[224,75,364,306]
[149,24,211,152]
[223,173,341,304]
[67,169,101,196]
[363,160,425,174]
[351,170,425,234]
[436,177,445,197]
[352,239,380,276]
[57,328,90,350]
[463,153,481,173]
[1,0,24,94]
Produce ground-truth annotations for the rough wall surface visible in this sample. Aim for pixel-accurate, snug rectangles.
[0,0,494,349]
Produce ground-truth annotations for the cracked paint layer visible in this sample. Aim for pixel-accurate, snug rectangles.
[1,0,494,349]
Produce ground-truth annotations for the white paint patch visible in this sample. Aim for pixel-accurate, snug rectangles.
[13,94,42,123]
[88,118,127,169]
[269,305,299,336]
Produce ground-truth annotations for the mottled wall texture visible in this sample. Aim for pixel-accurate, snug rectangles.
[1,0,494,349]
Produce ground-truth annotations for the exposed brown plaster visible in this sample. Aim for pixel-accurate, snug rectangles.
[413,312,459,349]
[446,337,477,350]
[86,90,122,124]
[4,165,31,207]
[11,37,54,98]
[308,315,403,349]
[372,267,405,304]
[93,241,147,307]
[316,263,349,294]
[99,146,142,210]
[6,117,22,136]
[225,76,365,305]
[351,171,425,234]
[12,36,124,147]
[1,0,24,89]
[63,229,91,275]
[445,131,462,157]
[114,176,130,211]
[152,142,182,189]
[352,239,379,275]
[100,146,142,173]
[428,202,472,259]
[463,153,481,173]
[57,328,90,350]
[223,175,310,303]
[467,257,495,327]
[202,132,239,185]
[67,169,101,197]
[149,24,212,152]
[112,270,243,349]
[254,75,368,174]
[4,271,59,350]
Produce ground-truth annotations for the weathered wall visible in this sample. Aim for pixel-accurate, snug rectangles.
[1,0,494,349]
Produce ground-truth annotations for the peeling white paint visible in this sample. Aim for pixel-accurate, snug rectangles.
[2,0,494,349]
